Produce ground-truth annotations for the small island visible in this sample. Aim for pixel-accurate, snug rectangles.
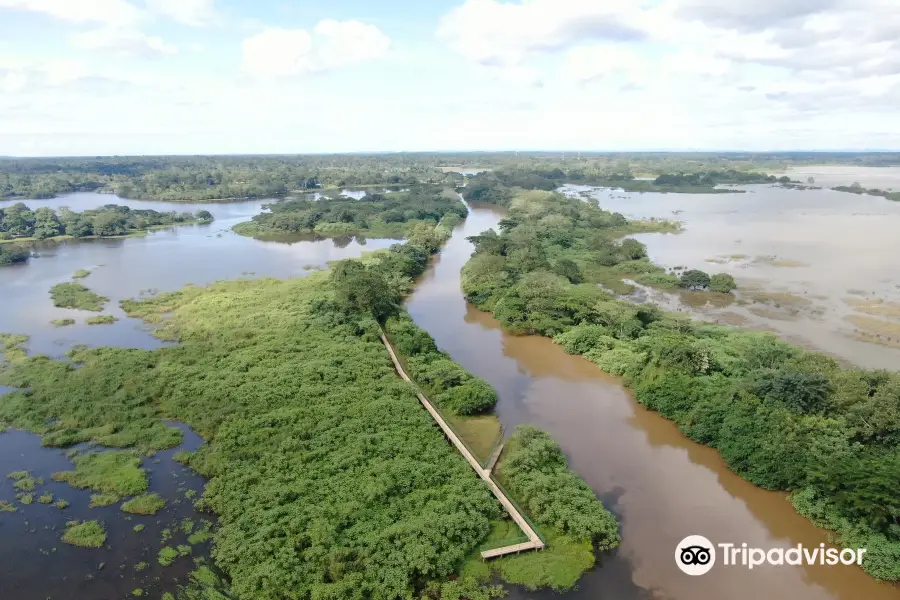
[232,187,466,240]
[833,182,900,201]
[0,203,214,247]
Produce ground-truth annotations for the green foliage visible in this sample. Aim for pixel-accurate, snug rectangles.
[133,524,145,532]
[37,492,54,504]
[52,451,148,500]
[51,318,76,327]
[158,546,181,567]
[85,315,118,325]
[0,270,507,599]
[0,501,16,512]
[0,202,211,241]
[462,186,900,581]
[709,273,737,293]
[121,492,166,515]
[89,493,120,507]
[61,520,107,548]
[0,244,29,265]
[49,282,109,311]
[233,186,467,240]
[331,260,400,321]
[17,493,33,504]
[497,425,620,547]
[678,269,711,290]
[72,269,91,279]
[54,499,70,509]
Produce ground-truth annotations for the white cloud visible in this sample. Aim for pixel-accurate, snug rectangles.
[241,20,390,78]
[436,0,648,67]
[0,0,144,27]
[71,28,178,56]
[562,44,651,83]
[145,0,217,27]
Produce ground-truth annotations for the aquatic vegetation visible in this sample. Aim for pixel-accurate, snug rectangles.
[72,269,91,279]
[121,493,166,515]
[462,185,900,582]
[49,282,109,312]
[61,520,107,548]
[133,524,145,532]
[13,475,40,492]
[157,545,187,567]
[37,492,54,504]
[52,451,148,500]
[0,500,16,512]
[54,499,70,509]
[51,318,76,327]
[134,561,149,571]
[0,244,30,265]
[89,493,120,508]
[85,315,118,325]
[17,493,33,504]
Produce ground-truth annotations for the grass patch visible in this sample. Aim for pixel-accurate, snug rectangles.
[72,269,91,279]
[844,298,900,321]
[37,492,54,504]
[85,315,118,325]
[446,414,503,465]
[13,475,40,492]
[61,520,107,548]
[133,524,145,532]
[51,318,76,327]
[158,545,191,567]
[52,451,148,501]
[89,493,120,508]
[0,501,16,512]
[49,282,108,311]
[584,265,636,295]
[54,499,70,509]
[121,492,166,515]
[0,334,28,363]
[17,493,33,504]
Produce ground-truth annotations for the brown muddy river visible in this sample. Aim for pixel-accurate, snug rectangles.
[2,188,899,599]
[406,199,900,600]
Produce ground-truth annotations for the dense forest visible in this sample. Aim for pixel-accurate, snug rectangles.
[0,202,213,243]
[460,183,900,581]
[0,210,618,598]
[233,187,467,240]
[5,152,895,202]
[0,155,463,202]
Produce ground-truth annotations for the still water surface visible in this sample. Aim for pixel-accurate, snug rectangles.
[562,183,900,369]
[2,188,899,599]
[406,198,900,600]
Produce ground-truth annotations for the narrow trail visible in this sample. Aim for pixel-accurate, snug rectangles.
[379,333,544,559]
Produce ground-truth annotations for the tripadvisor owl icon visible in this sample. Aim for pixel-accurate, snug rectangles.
[676,535,716,576]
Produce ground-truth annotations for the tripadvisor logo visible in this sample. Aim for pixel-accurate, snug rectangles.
[675,535,867,576]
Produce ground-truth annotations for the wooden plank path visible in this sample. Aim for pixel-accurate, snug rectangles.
[380,334,545,559]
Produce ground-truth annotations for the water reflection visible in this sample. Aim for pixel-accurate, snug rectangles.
[0,424,210,600]
[0,192,397,358]
[406,201,900,600]
[561,183,900,369]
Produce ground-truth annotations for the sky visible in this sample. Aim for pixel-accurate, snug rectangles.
[1,0,899,156]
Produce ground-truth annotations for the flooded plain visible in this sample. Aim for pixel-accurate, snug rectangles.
[561,183,900,369]
[406,197,900,600]
[0,423,210,599]
[0,191,399,598]
[2,184,899,599]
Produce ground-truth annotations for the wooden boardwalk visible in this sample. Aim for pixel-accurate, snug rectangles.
[380,334,544,559]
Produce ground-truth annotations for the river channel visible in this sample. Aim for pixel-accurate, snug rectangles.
[2,188,899,599]
[406,198,900,600]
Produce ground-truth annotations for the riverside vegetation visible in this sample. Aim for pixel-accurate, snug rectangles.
[232,186,468,240]
[460,182,900,581]
[0,203,214,244]
[0,191,619,599]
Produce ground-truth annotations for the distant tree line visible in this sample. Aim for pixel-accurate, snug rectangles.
[833,182,900,202]
[0,203,213,241]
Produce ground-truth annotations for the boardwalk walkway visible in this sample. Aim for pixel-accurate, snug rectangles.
[380,333,544,559]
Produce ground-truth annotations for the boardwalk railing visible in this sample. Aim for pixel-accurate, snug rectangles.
[379,331,545,559]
